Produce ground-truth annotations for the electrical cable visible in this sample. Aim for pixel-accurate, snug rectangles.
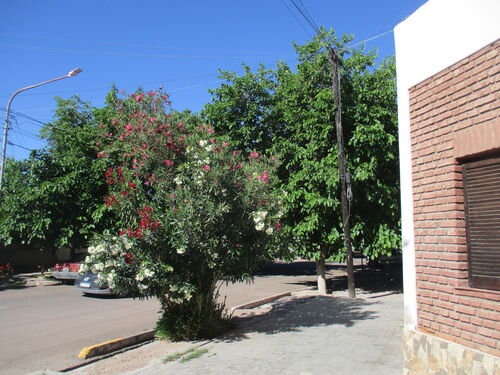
[0,107,47,126]
[7,141,35,152]
[280,0,313,38]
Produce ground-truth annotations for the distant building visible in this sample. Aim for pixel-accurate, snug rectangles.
[395,0,499,373]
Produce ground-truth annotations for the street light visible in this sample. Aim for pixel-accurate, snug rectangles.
[0,68,83,190]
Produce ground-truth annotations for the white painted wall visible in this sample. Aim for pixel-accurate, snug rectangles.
[394,0,500,329]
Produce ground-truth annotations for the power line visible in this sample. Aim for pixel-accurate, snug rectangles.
[290,0,320,34]
[280,0,313,38]
[1,43,288,61]
[7,141,35,152]
[0,107,47,126]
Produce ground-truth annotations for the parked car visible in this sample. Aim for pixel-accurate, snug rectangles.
[74,272,113,295]
[51,262,81,283]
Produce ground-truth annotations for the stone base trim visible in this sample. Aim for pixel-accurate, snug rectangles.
[403,328,499,375]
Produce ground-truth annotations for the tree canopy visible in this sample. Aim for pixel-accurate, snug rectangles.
[0,96,117,250]
[203,29,400,263]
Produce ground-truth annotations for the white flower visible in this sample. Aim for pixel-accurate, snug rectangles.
[266,227,274,235]
[199,140,208,147]
[255,222,265,231]
[253,210,268,224]
[144,269,155,278]
[177,248,186,254]
[135,273,145,282]
[205,144,214,152]
[174,176,182,185]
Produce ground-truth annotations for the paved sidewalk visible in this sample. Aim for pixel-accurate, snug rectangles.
[70,291,403,375]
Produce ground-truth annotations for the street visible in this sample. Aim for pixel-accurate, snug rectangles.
[0,261,344,374]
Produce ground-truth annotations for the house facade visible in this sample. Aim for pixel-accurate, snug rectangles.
[395,0,499,373]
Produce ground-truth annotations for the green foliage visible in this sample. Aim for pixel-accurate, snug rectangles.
[203,29,400,261]
[179,348,210,363]
[81,88,282,339]
[0,96,117,250]
[163,347,210,363]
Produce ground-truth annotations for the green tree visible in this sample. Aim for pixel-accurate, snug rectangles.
[82,88,283,339]
[203,30,400,290]
[0,96,116,251]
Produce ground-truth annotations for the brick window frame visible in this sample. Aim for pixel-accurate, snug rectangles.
[462,155,500,291]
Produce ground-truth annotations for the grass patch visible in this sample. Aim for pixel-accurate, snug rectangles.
[179,348,209,363]
[163,351,185,363]
[163,346,210,364]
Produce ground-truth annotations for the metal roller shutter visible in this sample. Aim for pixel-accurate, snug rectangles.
[463,156,500,291]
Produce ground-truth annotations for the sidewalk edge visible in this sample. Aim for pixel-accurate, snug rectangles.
[78,330,155,359]
[230,291,291,312]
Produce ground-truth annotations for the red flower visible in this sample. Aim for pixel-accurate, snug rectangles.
[124,253,134,264]
[128,181,137,188]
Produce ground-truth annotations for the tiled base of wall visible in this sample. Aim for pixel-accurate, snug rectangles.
[403,328,499,375]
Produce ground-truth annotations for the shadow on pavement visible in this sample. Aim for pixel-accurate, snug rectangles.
[283,263,403,295]
[255,261,344,276]
[223,295,379,342]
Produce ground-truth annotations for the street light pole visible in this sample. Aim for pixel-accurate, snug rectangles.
[0,68,82,191]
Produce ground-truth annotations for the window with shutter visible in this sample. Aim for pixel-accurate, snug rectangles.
[463,156,500,291]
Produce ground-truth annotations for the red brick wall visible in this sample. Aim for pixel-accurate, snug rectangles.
[409,40,500,356]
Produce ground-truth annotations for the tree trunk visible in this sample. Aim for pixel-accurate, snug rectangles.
[316,250,327,295]
[328,46,356,298]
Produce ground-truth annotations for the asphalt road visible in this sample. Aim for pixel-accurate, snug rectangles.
[0,261,346,375]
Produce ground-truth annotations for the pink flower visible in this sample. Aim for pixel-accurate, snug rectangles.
[222,142,229,147]
[177,123,183,128]
[135,93,144,102]
[125,123,133,131]
[169,194,175,198]
[250,151,259,158]
[203,165,211,171]
[164,159,174,167]
[206,128,214,133]
[124,252,134,264]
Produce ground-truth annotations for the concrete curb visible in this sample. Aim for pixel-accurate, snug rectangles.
[78,330,155,359]
[77,291,293,360]
[229,291,291,312]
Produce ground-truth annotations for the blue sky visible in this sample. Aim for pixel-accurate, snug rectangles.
[1,0,426,159]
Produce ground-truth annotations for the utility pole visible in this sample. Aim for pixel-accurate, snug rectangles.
[0,68,82,191]
[327,46,356,298]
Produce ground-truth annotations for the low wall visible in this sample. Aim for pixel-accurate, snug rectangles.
[0,246,87,272]
[403,328,499,375]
